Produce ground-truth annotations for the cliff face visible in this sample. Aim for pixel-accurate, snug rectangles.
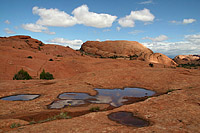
[173,55,200,65]
[81,41,177,66]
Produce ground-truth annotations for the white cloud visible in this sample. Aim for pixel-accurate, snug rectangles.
[130,8,155,21]
[28,5,117,29]
[128,30,144,35]
[4,28,15,34]
[4,20,10,24]
[116,27,121,31]
[139,0,153,4]
[33,6,77,27]
[22,23,47,32]
[118,8,155,27]
[118,18,135,27]
[96,39,101,41]
[183,19,196,24]
[142,35,168,42]
[22,23,55,35]
[185,34,200,44]
[47,38,83,49]
[142,34,200,58]
[72,5,117,28]
[170,18,196,24]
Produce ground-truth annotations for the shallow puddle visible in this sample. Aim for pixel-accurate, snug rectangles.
[48,88,155,109]
[108,111,149,127]
[48,99,87,109]
[0,94,40,101]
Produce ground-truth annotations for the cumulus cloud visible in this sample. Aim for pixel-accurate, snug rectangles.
[118,8,155,27]
[142,34,200,58]
[170,18,196,24]
[4,28,15,34]
[47,38,83,49]
[31,5,117,28]
[72,5,117,28]
[183,19,196,24]
[142,35,168,42]
[118,18,135,27]
[139,0,153,4]
[33,6,77,27]
[22,23,55,34]
[22,23,47,32]
[4,20,10,24]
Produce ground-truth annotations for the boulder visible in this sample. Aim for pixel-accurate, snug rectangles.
[81,41,153,57]
[81,40,177,66]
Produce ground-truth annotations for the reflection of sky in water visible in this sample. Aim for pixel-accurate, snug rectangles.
[49,88,155,109]
[59,92,91,100]
[48,100,86,109]
[0,94,40,101]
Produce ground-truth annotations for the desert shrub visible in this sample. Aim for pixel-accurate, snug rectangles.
[109,55,118,59]
[13,69,32,80]
[10,123,21,128]
[149,63,154,67]
[56,55,63,57]
[38,46,41,51]
[177,63,200,69]
[89,106,100,112]
[166,89,176,93]
[27,56,32,59]
[49,59,53,61]
[130,54,138,60]
[40,69,54,80]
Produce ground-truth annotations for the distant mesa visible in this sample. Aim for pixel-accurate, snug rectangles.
[173,55,200,65]
[81,40,177,66]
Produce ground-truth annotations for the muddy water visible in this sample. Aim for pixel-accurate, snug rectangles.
[108,111,149,127]
[48,88,155,109]
[0,94,40,101]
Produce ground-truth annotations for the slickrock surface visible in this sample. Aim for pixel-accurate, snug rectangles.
[0,36,199,132]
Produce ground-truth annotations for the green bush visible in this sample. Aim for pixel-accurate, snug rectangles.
[149,63,154,67]
[13,69,32,80]
[89,106,100,112]
[40,69,54,80]
[10,123,21,128]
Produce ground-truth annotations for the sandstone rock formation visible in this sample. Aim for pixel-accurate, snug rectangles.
[173,55,200,65]
[81,41,177,66]
[81,40,153,57]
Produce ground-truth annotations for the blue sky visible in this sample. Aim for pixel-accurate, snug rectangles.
[1,0,200,58]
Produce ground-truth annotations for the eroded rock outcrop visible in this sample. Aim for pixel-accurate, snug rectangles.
[81,41,153,57]
[81,41,177,66]
[173,55,200,65]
